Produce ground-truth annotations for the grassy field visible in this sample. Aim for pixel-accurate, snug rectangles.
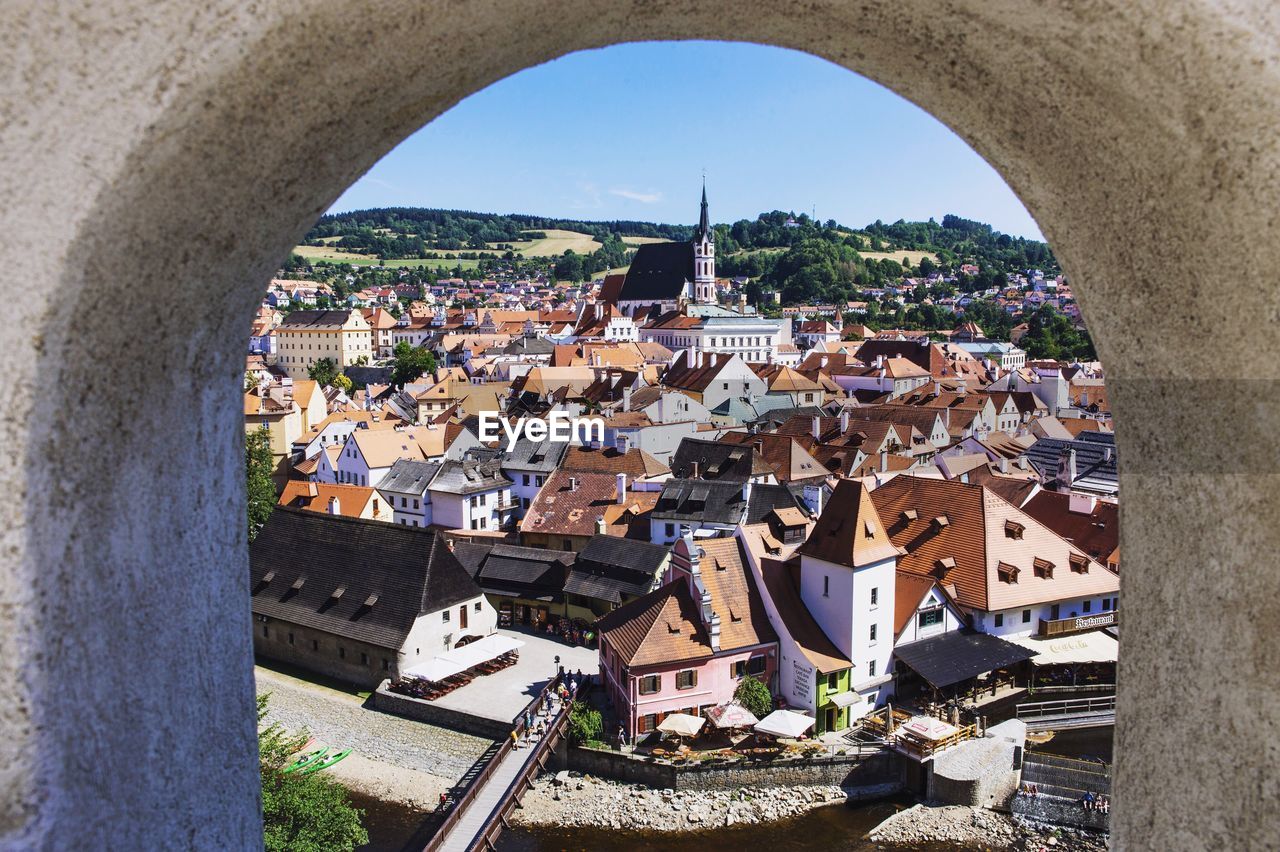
[859,249,938,266]
[293,228,601,265]
[620,235,667,247]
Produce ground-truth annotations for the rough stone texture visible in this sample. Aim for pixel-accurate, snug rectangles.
[929,737,1020,810]
[0,0,1277,848]
[567,745,899,792]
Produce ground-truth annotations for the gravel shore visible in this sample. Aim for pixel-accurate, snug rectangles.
[869,803,1109,851]
[512,773,855,831]
[255,665,493,806]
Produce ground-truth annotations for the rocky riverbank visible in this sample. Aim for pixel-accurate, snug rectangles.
[512,773,858,831]
[868,803,1109,851]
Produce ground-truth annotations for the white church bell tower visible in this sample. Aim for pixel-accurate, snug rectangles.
[693,183,716,304]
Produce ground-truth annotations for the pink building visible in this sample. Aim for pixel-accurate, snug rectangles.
[596,535,778,739]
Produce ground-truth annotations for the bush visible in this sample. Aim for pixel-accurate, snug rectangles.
[567,701,602,745]
[733,676,773,718]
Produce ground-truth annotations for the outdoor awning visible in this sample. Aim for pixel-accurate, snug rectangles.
[705,702,760,729]
[400,634,524,682]
[898,715,959,741]
[754,709,816,739]
[1010,630,1118,665]
[657,713,705,737]
[893,630,1035,689]
[827,691,862,709]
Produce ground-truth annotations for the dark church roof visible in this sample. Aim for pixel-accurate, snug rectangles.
[249,507,481,650]
[617,241,695,303]
[653,479,806,526]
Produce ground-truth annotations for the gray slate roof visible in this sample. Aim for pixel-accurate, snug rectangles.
[429,458,511,495]
[566,534,671,603]
[249,507,480,650]
[1025,431,1118,492]
[617,241,694,303]
[653,479,806,526]
[502,436,569,473]
[378,459,441,496]
[452,541,574,600]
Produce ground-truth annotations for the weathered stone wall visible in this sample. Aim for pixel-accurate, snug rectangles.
[254,620,398,690]
[2,1,1278,848]
[567,746,900,793]
[372,683,512,741]
[1012,795,1110,833]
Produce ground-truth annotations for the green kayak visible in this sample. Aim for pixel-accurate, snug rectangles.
[284,746,329,774]
[300,748,352,775]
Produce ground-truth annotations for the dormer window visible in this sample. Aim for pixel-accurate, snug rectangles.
[863,520,876,539]
[1070,554,1090,574]
[1005,520,1025,540]
[932,514,950,530]
[934,557,956,577]
[900,509,918,524]
[997,562,1020,584]
[1033,558,1054,579]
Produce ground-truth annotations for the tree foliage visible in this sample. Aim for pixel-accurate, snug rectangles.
[258,694,367,852]
[390,341,436,388]
[307,357,339,387]
[246,426,276,541]
[567,700,603,745]
[733,677,773,719]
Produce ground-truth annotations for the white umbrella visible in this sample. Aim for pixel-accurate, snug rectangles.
[705,702,760,729]
[754,709,816,739]
[657,712,706,738]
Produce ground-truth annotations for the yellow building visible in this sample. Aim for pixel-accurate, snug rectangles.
[274,309,373,379]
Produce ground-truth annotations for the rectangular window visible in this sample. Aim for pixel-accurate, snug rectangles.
[639,713,658,733]
[731,660,746,678]
[868,660,876,677]
[639,674,660,695]
[262,624,269,639]
[827,672,838,690]
[413,499,419,509]
[474,601,482,611]
[523,474,531,486]
[1022,609,1032,624]
[869,624,877,642]
[312,639,319,651]
[918,608,944,629]
[823,576,829,597]
[443,610,451,623]
[360,652,369,665]
[1051,603,1060,620]
[338,647,345,659]
[382,659,390,671]
[1102,598,1112,612]
[747,655,767,676]
[287,632,294,646]
[1083,599,1092,613]
[870,587,879,606]
[676,670,697,690]
[994,613,1004,628]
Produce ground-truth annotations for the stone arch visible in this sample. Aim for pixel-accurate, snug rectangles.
[3,2,1278,848]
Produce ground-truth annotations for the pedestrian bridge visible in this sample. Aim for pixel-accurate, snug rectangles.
[1015,696,1116,731]
[424,675,572,852]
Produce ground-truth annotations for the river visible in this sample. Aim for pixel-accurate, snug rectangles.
[353,726,1113,851]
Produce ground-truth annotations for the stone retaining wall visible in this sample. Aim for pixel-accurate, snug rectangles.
[372,682,510,741]
[1012,795,1110,832]
[567,745,902,793]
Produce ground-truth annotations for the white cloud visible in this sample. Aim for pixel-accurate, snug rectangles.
[609,187,663,204]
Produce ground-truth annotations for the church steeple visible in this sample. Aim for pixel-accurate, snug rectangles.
[693,180,715,304]
[696,182,711,243]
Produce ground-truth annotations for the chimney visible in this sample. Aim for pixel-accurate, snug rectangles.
[934,381,943,396]
[306,482,318,498]
[623,385,632,411]
[880,452,888,473]
[595,515,607,535]
[999,456,1009,474]
[875,354,885,368]
[1057,447,1078,489]
[741,480,753,503]
[840,409,850,433]
[615,472,627,504]
[327,496,341,515]
[811,415,821,442]
[691,461,700,479]
[568,476,578,492]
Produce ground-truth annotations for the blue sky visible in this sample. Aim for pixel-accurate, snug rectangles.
[330,41,1044,240]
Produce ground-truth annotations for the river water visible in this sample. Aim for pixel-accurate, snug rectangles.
[353,726,1113,851]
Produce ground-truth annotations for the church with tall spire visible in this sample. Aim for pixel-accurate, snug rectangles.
[603,182,786,367]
